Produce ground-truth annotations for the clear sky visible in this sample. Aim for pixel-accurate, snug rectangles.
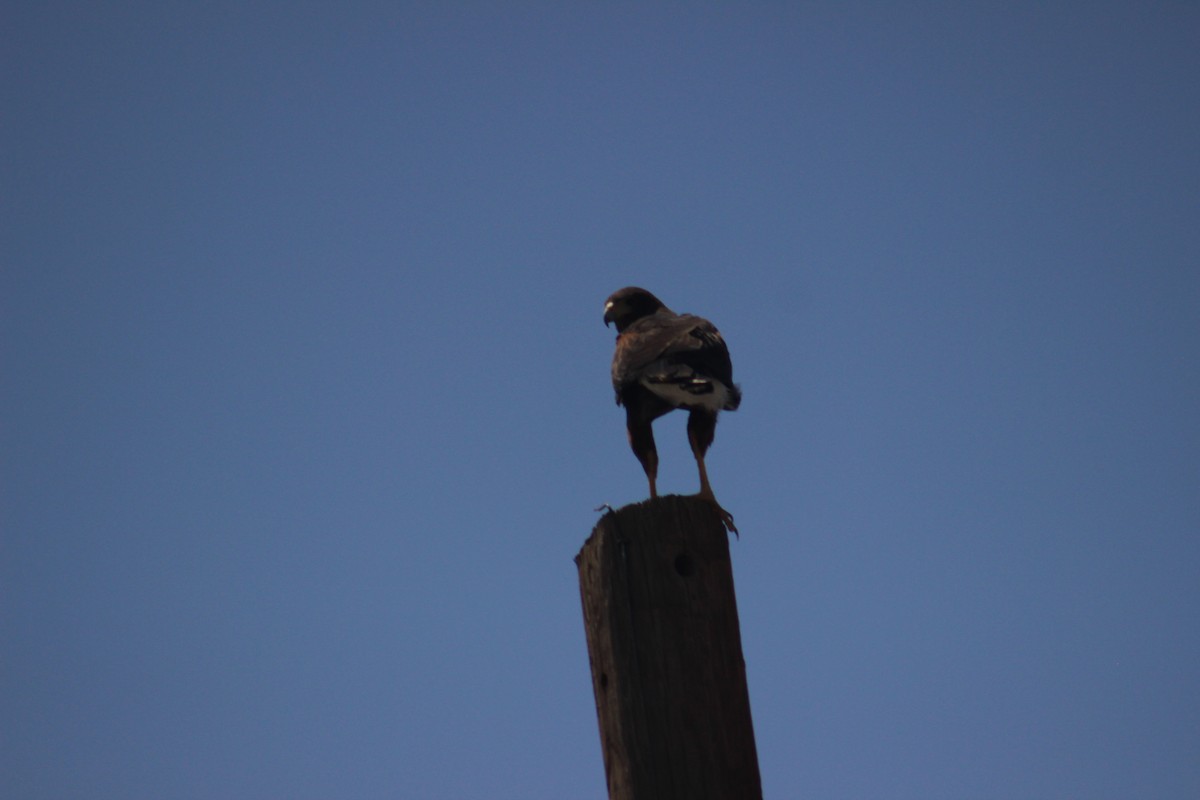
[3,3,1198,798]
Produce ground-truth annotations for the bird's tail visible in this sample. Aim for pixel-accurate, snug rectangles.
[724,383,742,411]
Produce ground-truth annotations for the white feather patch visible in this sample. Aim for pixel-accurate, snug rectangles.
[641,377,731,412]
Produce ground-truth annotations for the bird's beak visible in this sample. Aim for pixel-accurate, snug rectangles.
[603,301,615,327]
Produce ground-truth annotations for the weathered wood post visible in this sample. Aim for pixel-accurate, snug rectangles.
[576,494,761,800]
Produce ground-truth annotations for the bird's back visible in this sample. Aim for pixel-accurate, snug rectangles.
[612,311,740,412]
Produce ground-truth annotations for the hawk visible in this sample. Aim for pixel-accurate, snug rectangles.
[603,287,741,534]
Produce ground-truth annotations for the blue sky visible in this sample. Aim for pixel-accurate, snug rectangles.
[3,2,1198,798]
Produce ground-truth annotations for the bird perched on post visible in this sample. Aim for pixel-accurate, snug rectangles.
[603,287,741,534]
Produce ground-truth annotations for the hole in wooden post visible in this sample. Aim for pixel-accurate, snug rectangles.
[599,672,608,691]
[674,551,695,577]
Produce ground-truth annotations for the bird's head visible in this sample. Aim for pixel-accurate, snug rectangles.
[603,287,668,333]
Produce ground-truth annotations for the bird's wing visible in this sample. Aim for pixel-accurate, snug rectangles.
[612,312,735,394]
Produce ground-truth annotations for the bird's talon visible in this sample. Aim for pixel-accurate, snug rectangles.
[697,493,739,537]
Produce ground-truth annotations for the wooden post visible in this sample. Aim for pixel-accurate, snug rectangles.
[576,495,762,800]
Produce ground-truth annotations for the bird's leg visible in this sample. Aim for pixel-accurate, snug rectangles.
[644,447,659,499]
[687,411,737,536]
[627,414,659,501]
[694,452,737,536]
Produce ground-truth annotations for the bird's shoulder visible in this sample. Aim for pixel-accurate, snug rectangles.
[619,311,724,352]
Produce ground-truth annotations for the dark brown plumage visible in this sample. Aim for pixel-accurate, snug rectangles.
[603,287,741,534]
